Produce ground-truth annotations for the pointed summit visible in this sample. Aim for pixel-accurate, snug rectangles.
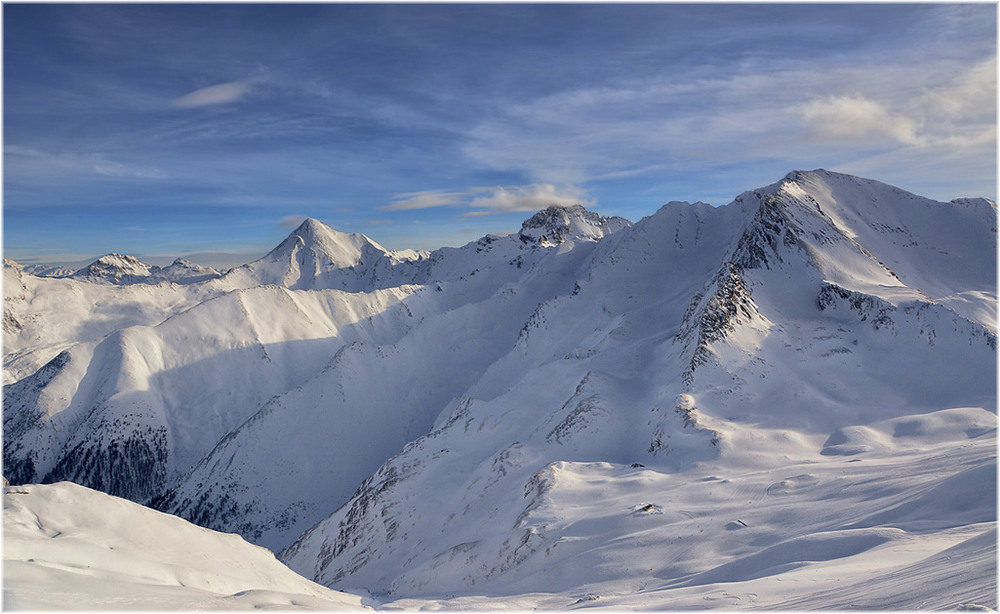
[227,218,391,291]
[269,218,387,269]
[288,218,340,242]
[719,168,997,303]
[518,204,631,247]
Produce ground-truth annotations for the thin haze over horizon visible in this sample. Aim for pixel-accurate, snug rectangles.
[3,3,996,268]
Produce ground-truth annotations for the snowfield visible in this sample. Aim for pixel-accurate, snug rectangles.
[3,169,996,610]
[3,481,368,610]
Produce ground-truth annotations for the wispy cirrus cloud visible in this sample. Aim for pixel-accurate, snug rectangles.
[381,190,469,211]
[4,3,995,265]
[171,80,256,109]
[382,184,591,215]
[4,145,167,181]
[460,48,996,196]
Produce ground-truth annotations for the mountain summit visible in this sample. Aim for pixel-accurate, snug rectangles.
[518,204,631,246]
[223,218,395,291]
[71,254,221,285]
[72,253,155,283]
[274,218,386,269]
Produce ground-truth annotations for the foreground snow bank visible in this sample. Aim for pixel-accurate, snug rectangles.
[2,482,367,610]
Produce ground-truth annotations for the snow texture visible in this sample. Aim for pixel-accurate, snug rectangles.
[3,169,996,610]
[3,481,368,610]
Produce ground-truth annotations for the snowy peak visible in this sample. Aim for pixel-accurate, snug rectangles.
[226,218,396,291]
[269,218,387,270]
[270,218,386,268]
[714,168,997,309]
[518,204,631,247]
[775,168,996,229]
[19,263,75,278]
[156,259,222,284]
[70,254,221,285]
[72,253,155,284]
[777,169,996,297]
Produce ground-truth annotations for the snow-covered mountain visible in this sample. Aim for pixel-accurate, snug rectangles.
[517,204,631,246]
[219,218,427,292]
[72,253,158,283]
[18,262,76,278]
[71,254,223,285]
[3,170,996,609]
[2,202,630,507]
[156,258,225,284]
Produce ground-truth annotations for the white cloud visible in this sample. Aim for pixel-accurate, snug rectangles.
[381,184,591,214]
[171,81,254,108]
[918,57,996,122]
[799,95,922,146]
[468,184,591,212]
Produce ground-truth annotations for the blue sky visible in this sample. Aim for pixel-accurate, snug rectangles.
[4,3,996,267]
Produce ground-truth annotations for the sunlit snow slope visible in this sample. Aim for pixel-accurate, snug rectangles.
[2,481,368,610]
[3,169,996,610]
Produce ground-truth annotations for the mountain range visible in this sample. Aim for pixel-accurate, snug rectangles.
[3,169,996,609]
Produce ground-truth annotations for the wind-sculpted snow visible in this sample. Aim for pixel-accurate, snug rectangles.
[3,169,996,609]
[3,482,368,610]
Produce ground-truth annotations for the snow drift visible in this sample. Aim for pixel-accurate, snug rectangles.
[3,481,367,610]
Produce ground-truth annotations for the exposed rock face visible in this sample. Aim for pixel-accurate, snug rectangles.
[518,204,631,246]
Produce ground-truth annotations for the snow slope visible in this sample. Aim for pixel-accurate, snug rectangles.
[280,170,996,603]
[370,435,996,610]
[3,170,995,609]
[3,260,225,384]
[3,282,422,501]
[155,207,633,550]
[3,481,368,610]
